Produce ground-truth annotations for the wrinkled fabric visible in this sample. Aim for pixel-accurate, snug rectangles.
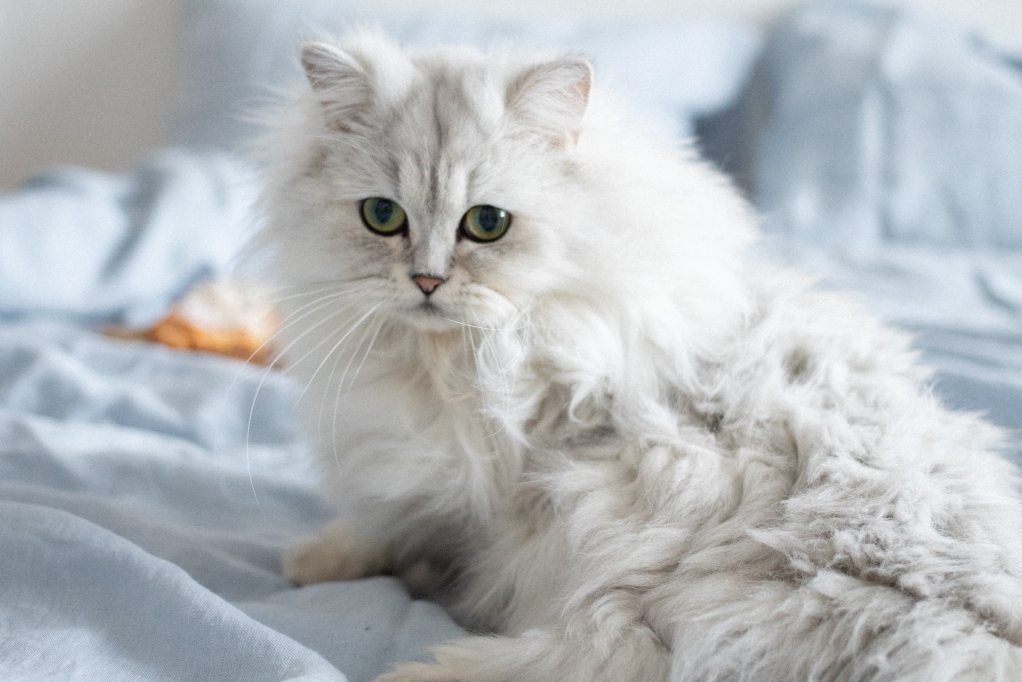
[0,151,257,326]
[0,322,465,682]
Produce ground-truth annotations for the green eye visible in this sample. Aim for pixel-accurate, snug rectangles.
[360,197,407,235]
[461,205,511,243]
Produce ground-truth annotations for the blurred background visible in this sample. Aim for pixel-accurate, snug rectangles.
[1,0,1020,188]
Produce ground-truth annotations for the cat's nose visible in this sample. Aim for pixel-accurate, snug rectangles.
[412,274,445,295]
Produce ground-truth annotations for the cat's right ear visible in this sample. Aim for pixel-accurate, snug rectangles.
[507,56,593,149]
[300,42,371,132]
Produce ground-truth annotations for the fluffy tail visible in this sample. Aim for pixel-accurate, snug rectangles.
[669,571,1022,681]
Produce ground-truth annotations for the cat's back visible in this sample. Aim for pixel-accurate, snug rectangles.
[688,272,1022,618]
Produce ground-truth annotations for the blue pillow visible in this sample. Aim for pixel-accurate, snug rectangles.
[698,0,1022,251]
[173,0,761,150]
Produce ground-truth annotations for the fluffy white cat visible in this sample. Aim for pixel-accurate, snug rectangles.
[259,33,1022,681]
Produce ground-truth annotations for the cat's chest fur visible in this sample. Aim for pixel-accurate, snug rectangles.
[331,324,781,631]
[324,286,964,634]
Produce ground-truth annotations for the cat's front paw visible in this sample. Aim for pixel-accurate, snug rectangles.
[282,520,386,586]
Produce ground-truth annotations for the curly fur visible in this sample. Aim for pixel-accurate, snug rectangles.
[258,33,1022,681]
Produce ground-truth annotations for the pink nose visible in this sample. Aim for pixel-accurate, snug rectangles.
[412,275,445,295]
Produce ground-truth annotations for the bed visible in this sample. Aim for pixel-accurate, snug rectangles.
[1,2,1019,680]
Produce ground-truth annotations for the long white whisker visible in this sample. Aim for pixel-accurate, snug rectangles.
[264,283,350,305]
[331,303,385,399]
[243,298,361,509]
[227,287,357,395]
[345,315,387,394]
[328,302,389,473]
[280,308,366,398]
[292,302,385,406]
[317,326,352,445]
[439,316,529,332]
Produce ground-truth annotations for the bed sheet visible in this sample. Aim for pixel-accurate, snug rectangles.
[0,321,464,682]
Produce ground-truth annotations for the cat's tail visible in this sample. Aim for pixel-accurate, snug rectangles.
[668,571,1022,682]
[940,629,1022,682]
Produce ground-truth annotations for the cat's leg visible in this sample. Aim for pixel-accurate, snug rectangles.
[282,518,388,585]
[375,621,669,682]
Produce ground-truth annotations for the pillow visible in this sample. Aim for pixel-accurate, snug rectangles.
[698,0,1022,250]
[173,0,761,150]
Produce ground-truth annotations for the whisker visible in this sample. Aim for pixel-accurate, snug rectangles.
[226,287,354,396]
[280,308,366,397]
[264,282,350,305]
[330,355,345,480]
[246,282,379,370]
[439,317,529,332]
[331,303,385,399]
[255,280,344,293]
[345,315,387,394]
[328,301,391,472]
[292,302,385,406]
[243,298,360,508]
[267,278,381,300]
[317,323,355,445]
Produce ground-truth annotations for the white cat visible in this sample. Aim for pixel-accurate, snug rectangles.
[259,33,1022,681]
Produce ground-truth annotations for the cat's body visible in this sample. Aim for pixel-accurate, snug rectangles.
[262,34,1022,681]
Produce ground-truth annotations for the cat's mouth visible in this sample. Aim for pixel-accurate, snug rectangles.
[409,298,448,319]
[404,299,462,332]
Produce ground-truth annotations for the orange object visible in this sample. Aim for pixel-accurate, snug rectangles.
[109,281,280,365]
[147,313,275,364]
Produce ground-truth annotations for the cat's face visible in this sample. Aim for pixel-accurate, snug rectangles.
[274,38,593,332]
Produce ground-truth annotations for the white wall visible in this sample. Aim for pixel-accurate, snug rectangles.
[1,0,1019,189]
[0,1,181,188]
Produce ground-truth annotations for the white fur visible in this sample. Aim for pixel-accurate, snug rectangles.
[257,33,1022,681]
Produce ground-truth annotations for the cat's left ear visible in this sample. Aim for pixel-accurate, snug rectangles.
[300,42,372,132]
[507,56,593,148]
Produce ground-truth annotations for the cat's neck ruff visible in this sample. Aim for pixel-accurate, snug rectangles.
[374,280,749,457]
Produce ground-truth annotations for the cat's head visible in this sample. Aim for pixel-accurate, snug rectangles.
[264,34,603,333]
[262,33,753,342]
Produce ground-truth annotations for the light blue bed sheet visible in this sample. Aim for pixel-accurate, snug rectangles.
[0,321,464,682]
[0,151,255,327]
